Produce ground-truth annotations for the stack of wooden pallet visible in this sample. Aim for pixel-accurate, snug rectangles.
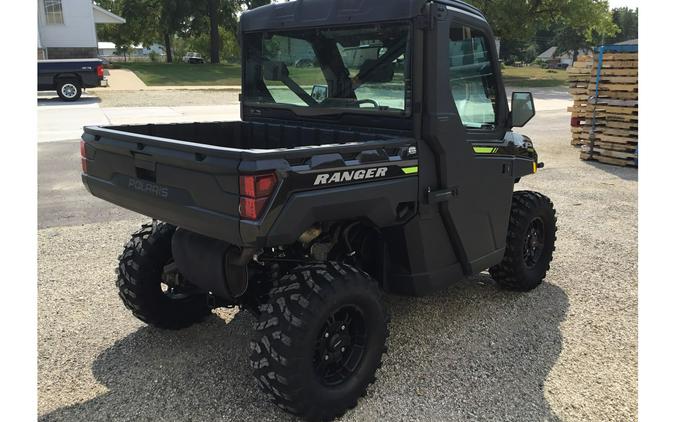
[567,56,594,146]
[567,49,638,167]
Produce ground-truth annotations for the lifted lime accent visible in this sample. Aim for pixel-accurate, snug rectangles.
[473,146,498,154]
[402,166,419,174]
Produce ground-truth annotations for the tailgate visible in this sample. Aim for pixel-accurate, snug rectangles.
[81,126,245,244]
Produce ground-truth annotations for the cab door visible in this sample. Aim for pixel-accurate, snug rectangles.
[420,8,514,274]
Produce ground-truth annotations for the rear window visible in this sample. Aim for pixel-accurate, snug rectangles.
[243,23,411,115]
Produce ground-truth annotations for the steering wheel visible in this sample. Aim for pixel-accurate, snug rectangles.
[355,99,380,108]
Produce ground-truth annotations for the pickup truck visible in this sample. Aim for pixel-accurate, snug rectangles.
[81,1,557,420]
[38,58,105,101]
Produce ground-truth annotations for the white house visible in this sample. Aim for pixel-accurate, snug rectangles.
[37,0,125,59]
[536,46,592,67]
[98,42,166,58]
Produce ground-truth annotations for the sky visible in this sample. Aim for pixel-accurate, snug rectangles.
[608,0,640,9]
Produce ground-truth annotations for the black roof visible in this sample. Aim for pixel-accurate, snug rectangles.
[240,0,485,33]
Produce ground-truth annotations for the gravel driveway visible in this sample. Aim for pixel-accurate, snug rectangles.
[37,91,637,421]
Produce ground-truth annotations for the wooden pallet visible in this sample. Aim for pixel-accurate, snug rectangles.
[596,133,638,144]
[601,53,638,61]
[598,76,638,84]
[594,91,639,100]
[580,152,637,167]
[604,106,638,115]
[605,121,638,130]
[602,127,638,137]
[568,51,638,167]
[598,68,638,76]
[596,83,638,92]
[581,140,636,153]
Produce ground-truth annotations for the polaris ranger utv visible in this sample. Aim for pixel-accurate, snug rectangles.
[81,0,556,420]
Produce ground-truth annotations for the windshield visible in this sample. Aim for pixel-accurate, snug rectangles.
[242,23,411,115]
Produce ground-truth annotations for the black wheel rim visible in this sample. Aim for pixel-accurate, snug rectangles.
[313,305,367,386]
[160,282,190,300]
[160,259,190,300]
[523,217,545,268]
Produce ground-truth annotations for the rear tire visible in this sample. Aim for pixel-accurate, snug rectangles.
[116,222,212,329]
[489,191,557,291]
[56,78,82,101]
[250,262,389,421]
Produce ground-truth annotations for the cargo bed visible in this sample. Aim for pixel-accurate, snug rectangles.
[81,120,418,246]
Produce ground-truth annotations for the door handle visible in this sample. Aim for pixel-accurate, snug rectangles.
[426,186,459,204]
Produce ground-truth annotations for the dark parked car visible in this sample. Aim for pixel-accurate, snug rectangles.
[38,58,105,101]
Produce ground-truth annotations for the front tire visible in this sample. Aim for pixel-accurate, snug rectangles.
[116,222,212,329]
[250,262,389,421]
[56,78,82,101]
[490,191,557,291]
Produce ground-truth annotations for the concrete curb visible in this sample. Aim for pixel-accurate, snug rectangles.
[90,86,242,93]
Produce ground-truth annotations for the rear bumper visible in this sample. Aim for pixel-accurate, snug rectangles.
[82,173,243,244]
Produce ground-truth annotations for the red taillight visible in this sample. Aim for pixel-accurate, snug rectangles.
[80,139,88,173]
[239,173,277,198]
[239,173,277,220]
[239,197,269,220]
[97,64,104,79]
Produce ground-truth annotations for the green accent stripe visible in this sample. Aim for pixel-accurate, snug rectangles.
[473,146,498,154]
[402,166,419,174]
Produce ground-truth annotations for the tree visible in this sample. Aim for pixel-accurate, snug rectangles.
[465,0,617,46]
[96,0,196,63]
[553,1,618,61]
[158,0,193,63]
[184,0,245,64]
[607,7,638,44]
[463,0,617,63]
[207,0,221,63]
[96,0,161,61]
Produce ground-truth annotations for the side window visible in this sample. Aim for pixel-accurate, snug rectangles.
[449,25,498,130]
[44,0,65,25]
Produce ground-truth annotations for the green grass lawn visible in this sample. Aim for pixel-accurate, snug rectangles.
[501,66,568,87]
[118,62,568,88]
[116,62,243,86]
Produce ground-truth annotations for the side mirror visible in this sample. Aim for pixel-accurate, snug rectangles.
[511,92,535,127]
[311,85,328,102]
[262,60,289,81]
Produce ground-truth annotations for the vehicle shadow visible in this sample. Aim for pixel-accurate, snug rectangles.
[37,96,101,106]
[40,276,568,422]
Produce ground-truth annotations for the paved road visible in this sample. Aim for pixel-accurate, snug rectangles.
[38,94,240,143]
[38,90,637,421]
